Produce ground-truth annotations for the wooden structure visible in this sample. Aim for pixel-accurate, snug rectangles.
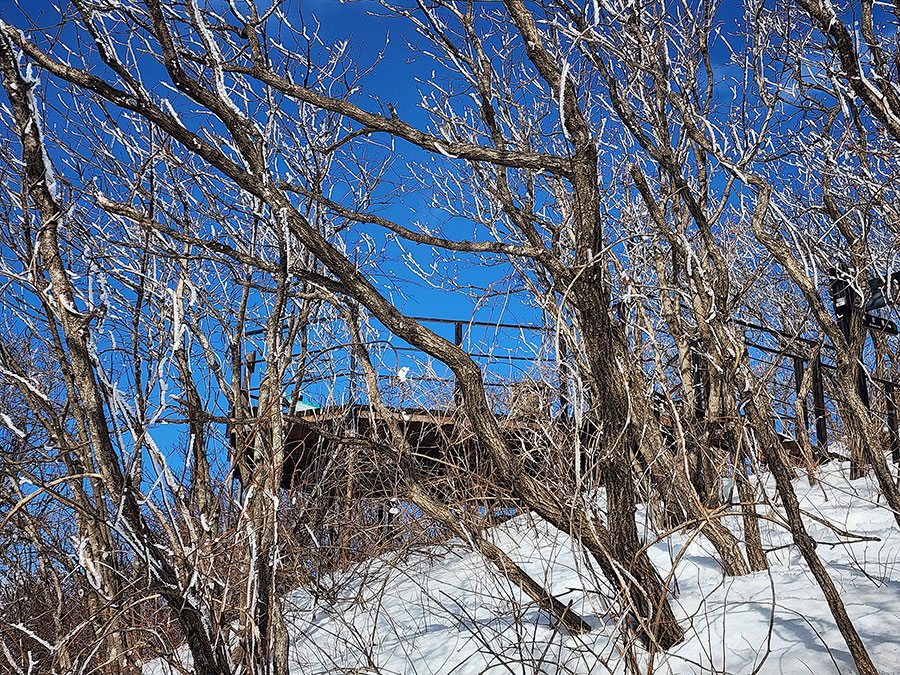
[227,403,580,513]
[228,316,900,509]
[230,405,482,492]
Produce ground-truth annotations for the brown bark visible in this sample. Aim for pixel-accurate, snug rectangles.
[238,240,291,675]
[0,36,232,675]
[345,310,593,636]
[744,394,876,675]
[734,447,769,573]
[0,9,687,650]
[745,185,900,527]
[795,0,900,142]
[794,346,822,485]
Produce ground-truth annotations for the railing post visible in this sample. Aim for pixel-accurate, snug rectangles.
[886,381,900,465]
[858,364,871,410]
[453,321,463,407]
[812,354,828,454]
[242,350,258,415]
[793,355,809,433]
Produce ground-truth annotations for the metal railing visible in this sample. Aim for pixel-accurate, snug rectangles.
[237,314,900,462]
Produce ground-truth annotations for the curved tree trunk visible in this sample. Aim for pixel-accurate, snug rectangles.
[744,392,876,675]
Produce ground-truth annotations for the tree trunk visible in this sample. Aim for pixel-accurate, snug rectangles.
[734,447,768,572]
[744,394,876,675]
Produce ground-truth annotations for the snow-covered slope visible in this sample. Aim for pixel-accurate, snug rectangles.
[148,460,900,674]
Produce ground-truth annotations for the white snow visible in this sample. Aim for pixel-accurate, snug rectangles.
[21,65,59,201]
[144,459,900,674]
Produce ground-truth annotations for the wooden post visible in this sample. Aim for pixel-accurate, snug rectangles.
[453,321,463,407]
[857,363,871,410]
[812,355,829,454]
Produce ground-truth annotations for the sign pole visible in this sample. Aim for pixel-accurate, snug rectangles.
[830,266,871,410]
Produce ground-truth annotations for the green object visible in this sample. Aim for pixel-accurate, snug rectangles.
[284,397,320,413]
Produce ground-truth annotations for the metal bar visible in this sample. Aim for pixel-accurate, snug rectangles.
[297,346,545,364]
[733,318,819,345]
[745,342,806,360]
[466,353,545,363]
[248,314,547,339]
[858,365,871,409]
[887,382,900,464]
[245,315,331,337]
[411,316,544,331]
[453,322,463,406]
[745,341,840,375]
[812,354,828,452]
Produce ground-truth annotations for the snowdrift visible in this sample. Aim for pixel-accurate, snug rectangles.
[147,460,900,674]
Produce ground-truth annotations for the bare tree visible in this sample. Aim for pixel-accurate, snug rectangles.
[4,2,900,673]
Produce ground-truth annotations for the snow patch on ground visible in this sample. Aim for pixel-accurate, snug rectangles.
[145,460,900,673]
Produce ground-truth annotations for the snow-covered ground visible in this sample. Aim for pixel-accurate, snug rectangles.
[148,460,900,674]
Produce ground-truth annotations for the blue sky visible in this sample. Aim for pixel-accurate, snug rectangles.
[0,0,554,483]
[1,0,843,466]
